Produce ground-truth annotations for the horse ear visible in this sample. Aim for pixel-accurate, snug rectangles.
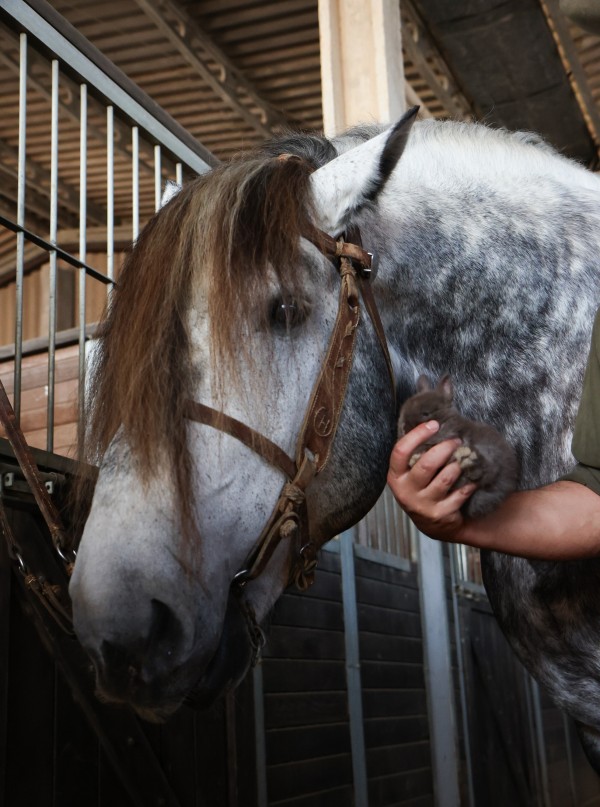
[438,374,454,402]
[310,106,419,234]
[160,180,182,208]
[416,374,432,393]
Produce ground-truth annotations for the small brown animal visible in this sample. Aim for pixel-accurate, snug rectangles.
[398,374,519,518]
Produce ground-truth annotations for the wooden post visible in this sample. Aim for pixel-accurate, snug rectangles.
[318,0,406,135]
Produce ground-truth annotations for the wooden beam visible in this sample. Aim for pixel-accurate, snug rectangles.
[318,0,405,136]
[541,0,600,157]
[131,0,291,137]
[401,0,472,120]
[0,135,107,226]
[0,29,161,180]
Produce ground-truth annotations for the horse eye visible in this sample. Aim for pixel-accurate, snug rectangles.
[270,298,307,332]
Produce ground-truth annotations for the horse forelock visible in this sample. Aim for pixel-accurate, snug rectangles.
[78,139,327,535]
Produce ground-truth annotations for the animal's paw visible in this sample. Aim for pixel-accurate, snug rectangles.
[453,446,482,480]
[453,445,477,467]
[408,451,423,468]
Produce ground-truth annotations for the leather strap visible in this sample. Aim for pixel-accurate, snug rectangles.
[184,400,297,480]
[0,379,74,569]
[294,256,360,472]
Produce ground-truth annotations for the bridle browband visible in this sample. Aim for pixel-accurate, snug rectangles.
[185,225,396,593]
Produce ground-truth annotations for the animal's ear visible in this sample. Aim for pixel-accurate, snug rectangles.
[416,374,432,393]
[160,180,182,208]
[310,106,419,234]
[438,374,454,402]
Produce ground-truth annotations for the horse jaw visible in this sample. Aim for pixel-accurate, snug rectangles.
[310,106,418,235]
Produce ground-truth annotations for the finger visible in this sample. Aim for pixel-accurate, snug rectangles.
[389,421,439,476]
[409,439,462,487]
[429,483,477,519]
[426,457,464,494]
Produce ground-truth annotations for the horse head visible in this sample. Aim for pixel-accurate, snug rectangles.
[69,110,417,720]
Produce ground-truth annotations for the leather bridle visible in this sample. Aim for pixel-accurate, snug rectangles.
[185,226,396,593]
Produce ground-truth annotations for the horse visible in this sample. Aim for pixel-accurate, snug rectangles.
[69,107,600,768]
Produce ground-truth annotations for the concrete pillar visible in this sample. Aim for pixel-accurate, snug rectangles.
[319,0,406,136]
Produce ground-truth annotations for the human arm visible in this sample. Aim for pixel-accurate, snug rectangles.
[387,420,600,560]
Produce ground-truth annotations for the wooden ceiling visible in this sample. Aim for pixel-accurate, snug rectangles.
[1,0,600,290]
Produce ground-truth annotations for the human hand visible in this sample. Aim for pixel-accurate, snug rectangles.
[387,421,477,542]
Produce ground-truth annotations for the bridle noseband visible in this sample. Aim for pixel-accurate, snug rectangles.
[185,226,396,593]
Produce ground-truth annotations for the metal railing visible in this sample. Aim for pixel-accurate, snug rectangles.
[0,0,214,454]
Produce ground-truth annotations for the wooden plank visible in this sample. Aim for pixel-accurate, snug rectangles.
[267,784,354,807]
[265,722,351,766]
[263,626,345,661]
[262,659,346,693]
[355,576,420,612]
[363,716,430,749]
[368,768,434,807]
[4,574,56,807]
[366,741,432,778]
[0,517,11,805]
[359,633,423,664]
[357,602,422,638]
[354,554,419,587]
[264,691,349,729]
[269,594,343,631]
[360,660,426,691]
[54,670,101,807]
[362,689,427,720]
[267,752,353,803]
[192,700,230,807]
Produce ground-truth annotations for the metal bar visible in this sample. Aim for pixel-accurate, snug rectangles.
[47,59,59,453]
[154,144,162,212]
[78,83,87,426]
[340,528,369,807]
[523,669,544,807]
[531,679,551,807]
[562,713,577,806]
[13,32,27,422]
[449,547,476,807]
[2,0,215,176]
[132,126,140,241]
[252,663,268,807]
[415,525,461,807]
[225,691,238,807]
[0,215,113,286]
[106,105,114,289]
[175,162,183,187]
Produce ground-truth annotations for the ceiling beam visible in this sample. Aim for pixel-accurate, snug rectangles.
[131,0,291,137]
[0,31,158,179]
[402,0,472,120]
[0,136,107,225]
[540,0,600,159]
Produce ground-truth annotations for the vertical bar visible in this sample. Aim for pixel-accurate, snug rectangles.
[132,126,140,241]
[531,680,551,807]
[225,692,238,807]
[340,528,369,807]
[562,713,577,806]
[252,664,268,807]
[154,144,162,211]
[78,83,87,426]
[449,547,476,807]
[523,668,544,807]
[415,525,461,807]
[106,105,114,288]
[13,33,27,421]
[47,59,59,453]
[175,161,183,187]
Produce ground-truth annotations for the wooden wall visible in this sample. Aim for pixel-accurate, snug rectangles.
[0,344,80,457]
[0,254,110,348]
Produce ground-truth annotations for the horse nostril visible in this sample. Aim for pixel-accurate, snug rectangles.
[99,599,184,688]
[148,598,183,660]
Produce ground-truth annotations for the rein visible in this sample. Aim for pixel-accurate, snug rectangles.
[185,227,396,592]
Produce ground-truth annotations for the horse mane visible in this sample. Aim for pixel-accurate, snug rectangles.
[77,135,335,538]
